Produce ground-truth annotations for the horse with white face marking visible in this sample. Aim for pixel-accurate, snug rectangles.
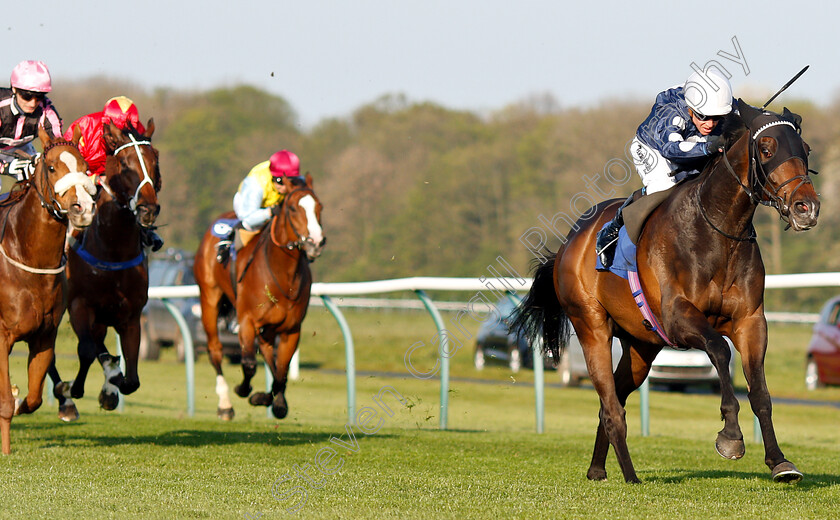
[194,174,325,420]
[0,126,96,454]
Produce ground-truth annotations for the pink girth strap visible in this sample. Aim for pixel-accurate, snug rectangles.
[628,271,675,346]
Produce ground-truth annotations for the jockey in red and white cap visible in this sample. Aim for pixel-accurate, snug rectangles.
[64,96,146,177]
[64,96,163,252]
[0,60,62,180]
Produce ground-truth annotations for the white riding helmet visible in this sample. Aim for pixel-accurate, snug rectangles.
[684,69,733,117]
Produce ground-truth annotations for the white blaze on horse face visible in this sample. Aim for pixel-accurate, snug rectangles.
[298,195,323,243]
[56,151,96,216]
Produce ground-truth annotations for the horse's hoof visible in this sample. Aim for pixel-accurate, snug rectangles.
[234,384,252,398]
[217,407,235,421]
[248,392,273,407]
[715,433,745,460]
[586,468,607,481]
[772,461,803,483]
[10,385,19,398]
[271,394,288,419]
[99,390,120,411]
[58,404,79,422]
[70,383,85,400]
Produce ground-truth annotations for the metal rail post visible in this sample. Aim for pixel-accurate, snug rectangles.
[320,295,356,425]
[162,299,195,417]
[415,290,449,430]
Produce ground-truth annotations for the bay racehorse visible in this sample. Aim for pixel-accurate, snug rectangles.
[511,100,819,483]
[48,120,160,421]
[0,126,96,454]
[194,174,324,420]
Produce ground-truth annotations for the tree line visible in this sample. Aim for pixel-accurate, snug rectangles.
[43,79,840,311]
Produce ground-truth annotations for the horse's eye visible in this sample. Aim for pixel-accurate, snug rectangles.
[48,166,55,172]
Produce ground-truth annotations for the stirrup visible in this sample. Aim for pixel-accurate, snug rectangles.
[216,240,232,264]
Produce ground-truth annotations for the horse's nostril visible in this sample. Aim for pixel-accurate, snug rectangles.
[794,201,810,214]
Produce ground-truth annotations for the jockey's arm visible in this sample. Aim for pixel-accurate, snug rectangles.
[233,177,272,231]
[653,116,716,164]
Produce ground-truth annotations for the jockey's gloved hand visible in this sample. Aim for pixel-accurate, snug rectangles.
[2,158,33,180]
[705,135,725,155]
[271,203,283,217]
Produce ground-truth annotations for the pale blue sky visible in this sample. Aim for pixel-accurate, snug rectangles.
[5,1,838,126]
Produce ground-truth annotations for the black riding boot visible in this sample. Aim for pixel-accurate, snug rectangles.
[216,237,233,264]
[141,228,164,252]
[596,195,635,269]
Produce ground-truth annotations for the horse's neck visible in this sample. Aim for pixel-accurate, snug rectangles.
[85,196,141,255]
[7,188,66,258]
[696,133,757,238]
[265,217,308,291]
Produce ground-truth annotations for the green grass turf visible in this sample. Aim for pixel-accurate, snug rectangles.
[2,310,839,519]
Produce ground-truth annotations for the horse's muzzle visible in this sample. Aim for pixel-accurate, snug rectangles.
[68,203,95,228]
[789,198,819,231]
[136,204,160,228]
[303,237,326,262]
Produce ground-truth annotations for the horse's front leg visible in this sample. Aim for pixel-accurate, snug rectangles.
[47,360,79,422]
[665,297,744,460]
[247,333,276,408]
[114,318,142,395]
[68,305,103,400]
[234,318,258,399]
[14,334,56,416]
[0,337,14,454]
[269,328,301,420]
[731,317,802,482]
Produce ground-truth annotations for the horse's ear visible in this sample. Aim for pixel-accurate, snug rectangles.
[305,172,313,188]
[70,124,83,146]
[38,125,52,148]
[144,118,155,138]
[736,98,763,127]
[103,121,124,152]
[782,107,803,131]
[758,136,777,162]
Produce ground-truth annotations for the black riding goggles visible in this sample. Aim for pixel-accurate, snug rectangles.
[691,109,724,122]
[15,89,45,102]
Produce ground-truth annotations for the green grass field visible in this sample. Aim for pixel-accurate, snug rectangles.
[2,309,839,519]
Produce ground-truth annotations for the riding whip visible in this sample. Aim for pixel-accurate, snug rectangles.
[762,65,809,109]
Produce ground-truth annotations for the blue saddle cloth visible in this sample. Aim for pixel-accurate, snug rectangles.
[211,218,239,239]
[595,224,637,280]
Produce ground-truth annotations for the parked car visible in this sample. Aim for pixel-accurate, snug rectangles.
[475,298,736,391]
[805,296,840,389]
[473,298,554,372]
[140,249,240,361]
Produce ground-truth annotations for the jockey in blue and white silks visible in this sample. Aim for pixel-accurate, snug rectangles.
[596,69,734,269]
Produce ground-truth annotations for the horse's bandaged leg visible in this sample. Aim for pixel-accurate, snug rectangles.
[216,375,232,410]
[101,356,122,396]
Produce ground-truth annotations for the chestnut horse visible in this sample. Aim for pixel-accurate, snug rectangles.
[0,126,96,454]
[194,174,324,420]
[511,100,819,483]
[48,121,160,421]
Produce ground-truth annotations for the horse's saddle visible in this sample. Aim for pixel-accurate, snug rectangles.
[621,186,675,245]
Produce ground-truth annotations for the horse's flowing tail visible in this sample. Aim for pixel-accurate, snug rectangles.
[509,255,571,361]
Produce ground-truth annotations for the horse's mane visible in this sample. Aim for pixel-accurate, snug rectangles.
[721,110,747,148]
[285,176,308,189]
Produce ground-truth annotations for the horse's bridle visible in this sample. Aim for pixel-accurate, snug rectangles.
[269,186,323,251]
[100,133,158,217]
[34,140,97,222]
[704,111,814,239]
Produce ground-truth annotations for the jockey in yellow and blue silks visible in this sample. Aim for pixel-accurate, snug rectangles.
[216,149,300,263]
[596,69,734,269]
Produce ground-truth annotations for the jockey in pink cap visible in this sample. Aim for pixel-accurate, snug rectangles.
[216,149,301,263]
[0,60,62,182]
[63,96,163,252]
